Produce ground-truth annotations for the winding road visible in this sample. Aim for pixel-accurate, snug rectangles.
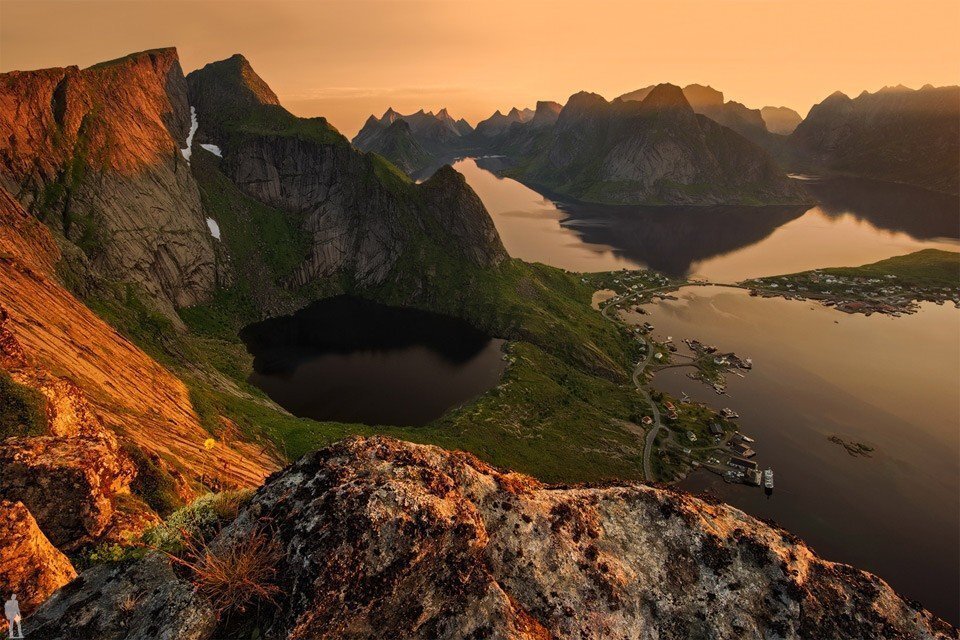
[599,286,672,481]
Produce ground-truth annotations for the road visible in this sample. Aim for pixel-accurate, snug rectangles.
[599,286,673,482]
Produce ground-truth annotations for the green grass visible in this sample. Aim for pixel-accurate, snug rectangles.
[822,249,959,288]
[0,369,48,439]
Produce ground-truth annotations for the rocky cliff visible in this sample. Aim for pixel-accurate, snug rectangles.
[187,55,507,290]
[29,437,954,639]
[788,85,959,194]
[352,118,435,175]
[0,48,218,316]
[501,85,810,206]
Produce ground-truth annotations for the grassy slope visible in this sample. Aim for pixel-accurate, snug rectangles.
[821,249,959,287]
[167,133,649,482]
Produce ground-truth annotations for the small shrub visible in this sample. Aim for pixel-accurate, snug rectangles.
[142,490,253,552]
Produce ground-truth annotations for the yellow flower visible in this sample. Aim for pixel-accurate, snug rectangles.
[203,438,217,451]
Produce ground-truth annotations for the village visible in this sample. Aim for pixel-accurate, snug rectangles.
[743,270,960,316]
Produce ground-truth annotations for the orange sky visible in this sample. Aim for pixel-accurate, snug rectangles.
[2,0,958,137]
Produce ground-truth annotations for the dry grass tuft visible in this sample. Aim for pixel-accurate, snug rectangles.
[168,526,282,617]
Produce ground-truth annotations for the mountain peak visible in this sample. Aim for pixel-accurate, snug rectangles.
[639,83,691,110]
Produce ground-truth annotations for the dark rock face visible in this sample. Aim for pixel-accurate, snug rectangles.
[0,48,217,315]
[187,57,507,290]
[30,437,954,639]
[788,85,959,195]
[502,84,810,206]
[353,119,433,175]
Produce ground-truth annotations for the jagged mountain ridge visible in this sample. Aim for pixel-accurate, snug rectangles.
[29,437,955,639]
[787,84,959,194]
[352,105,474,175]
[491,84,810,206]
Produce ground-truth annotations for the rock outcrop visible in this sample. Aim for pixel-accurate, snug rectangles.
[30,437,955,639]
[0,501,76,624]
[788,85,960,195]
[498,85,810,206]
[0,48,218,315]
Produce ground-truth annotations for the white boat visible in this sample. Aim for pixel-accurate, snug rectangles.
[763,468,774,490]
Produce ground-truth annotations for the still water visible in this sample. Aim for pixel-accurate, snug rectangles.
[455,157,960,623]
[454,157,959,281]
[241,296,506,426]
[643,287,960,624]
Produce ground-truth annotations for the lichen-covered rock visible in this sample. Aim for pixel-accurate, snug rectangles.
[0,433,135,550]
[31,437,955,639]
[28,554,216,640]
[0,501,76,622]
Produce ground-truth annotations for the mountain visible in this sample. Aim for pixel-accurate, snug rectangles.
[29,436,954,639]
[499,85,810,206]
[187,55,506,289]
[352,106,472,175]
[530,100,563,128]
[355,119,433,176]
[761,105,803,134]
[474,106,534,138]
[0,48,218,317]
[788,85,959,194]
[620,83,769,142]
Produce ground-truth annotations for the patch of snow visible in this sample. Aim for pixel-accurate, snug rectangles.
[206,217,221,241]
[181,106,198,163]
[200,143,222,157]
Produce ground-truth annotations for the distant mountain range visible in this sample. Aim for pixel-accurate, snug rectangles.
[352,107,476,175]
[483,84,811,206]
[760,106,803,135]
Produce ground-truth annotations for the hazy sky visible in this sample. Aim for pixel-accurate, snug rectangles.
[2,0,958,137]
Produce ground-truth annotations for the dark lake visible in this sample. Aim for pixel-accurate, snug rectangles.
[241,296,506,426]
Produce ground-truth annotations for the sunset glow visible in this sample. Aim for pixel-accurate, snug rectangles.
[2,0,958,136]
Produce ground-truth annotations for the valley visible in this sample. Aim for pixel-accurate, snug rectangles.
[0,13,957,635]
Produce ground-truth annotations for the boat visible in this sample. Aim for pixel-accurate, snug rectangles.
[763,468,774,490]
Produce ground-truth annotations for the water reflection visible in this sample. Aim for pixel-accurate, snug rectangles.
[643,287,960,624]
[453,158,960,281]
[241,296,506,426]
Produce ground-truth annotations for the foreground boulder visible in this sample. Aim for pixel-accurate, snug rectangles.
[0,501,76,623]
[30,437,954,639]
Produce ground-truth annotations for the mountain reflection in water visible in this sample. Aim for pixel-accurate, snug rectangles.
[454,158,959,281]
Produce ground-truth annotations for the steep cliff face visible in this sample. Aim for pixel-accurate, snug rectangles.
[30,437,954,639]
[0,48,217,314]
[353,119,434,175]
[504,85,809,206]
[187,56,507,291]
[788,85,959,194]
